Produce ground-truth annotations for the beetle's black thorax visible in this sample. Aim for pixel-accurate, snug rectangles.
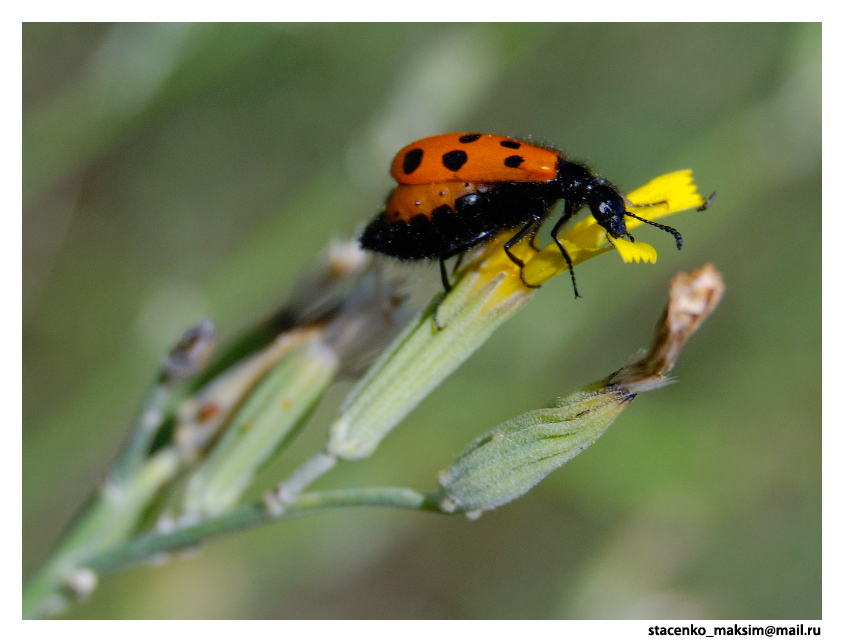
[555,160,607,207]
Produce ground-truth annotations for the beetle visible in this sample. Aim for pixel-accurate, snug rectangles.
[360,132,684,297]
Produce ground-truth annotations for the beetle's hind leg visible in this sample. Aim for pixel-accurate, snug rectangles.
[432,230,493,330]
[438,257,452,294]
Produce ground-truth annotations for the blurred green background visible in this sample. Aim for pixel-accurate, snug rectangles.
[23,23,821,619]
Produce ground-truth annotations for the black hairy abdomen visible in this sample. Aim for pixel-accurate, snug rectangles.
[359,182,558,260]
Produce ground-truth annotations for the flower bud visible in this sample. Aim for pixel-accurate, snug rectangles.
[438,385,631,515]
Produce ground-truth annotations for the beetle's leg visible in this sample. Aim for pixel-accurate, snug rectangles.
[504,217,543,289]
[438,257,452,294]
[451,252,466,276]
[433,230,493,330]
[549,201,581,298]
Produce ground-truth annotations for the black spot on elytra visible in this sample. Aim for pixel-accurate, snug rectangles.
[442,150,468,171]
[504,155,524,168]
[500,140,521,149]
[459,134,482,143]
[402,148,424,175]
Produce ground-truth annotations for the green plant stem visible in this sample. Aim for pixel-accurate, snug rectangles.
[111,381,175,483]
[23,449,181,619]
[86,487,443,576]
[267,451,338,509]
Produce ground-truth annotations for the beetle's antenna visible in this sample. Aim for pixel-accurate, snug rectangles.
[625,212,684,250]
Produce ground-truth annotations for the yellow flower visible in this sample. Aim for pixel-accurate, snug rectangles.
[471,170,708,300]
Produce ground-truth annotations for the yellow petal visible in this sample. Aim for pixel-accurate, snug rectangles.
[609,237,657,263]
[625,170,708,225]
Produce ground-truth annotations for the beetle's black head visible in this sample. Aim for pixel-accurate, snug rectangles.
[587,185,628,239]
[587,184,686,250]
